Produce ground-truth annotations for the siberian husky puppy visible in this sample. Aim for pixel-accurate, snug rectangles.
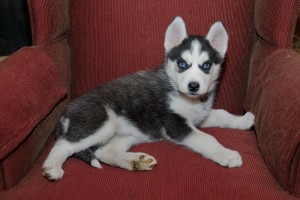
[42,16,255,181]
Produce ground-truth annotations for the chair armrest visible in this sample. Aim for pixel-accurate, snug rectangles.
[245,49,300,195]
[0,46,67,159]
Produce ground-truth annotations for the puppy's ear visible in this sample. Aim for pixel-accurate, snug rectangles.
[206,21,228,58]
[164,16,187,52]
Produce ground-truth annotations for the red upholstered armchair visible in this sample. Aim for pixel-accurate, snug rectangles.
[1,0,300,199]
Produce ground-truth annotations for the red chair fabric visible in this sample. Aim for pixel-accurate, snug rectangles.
[27,0,69,45]
[69,0,255,115]
[245,49,300,194]
[0,0,71,190]
[0,129,298,200]
[1,0,300,199]
[0,47,67,159]
[0,46,68,189]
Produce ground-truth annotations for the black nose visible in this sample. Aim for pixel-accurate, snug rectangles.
[188,82,200,92]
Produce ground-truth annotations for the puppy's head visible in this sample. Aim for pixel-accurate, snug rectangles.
[164,16,228,99]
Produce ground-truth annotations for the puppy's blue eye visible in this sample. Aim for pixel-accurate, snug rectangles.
[201,61,213,72]
[177,60,188,70]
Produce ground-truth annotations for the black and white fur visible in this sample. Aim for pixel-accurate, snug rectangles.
[42,17,255,181]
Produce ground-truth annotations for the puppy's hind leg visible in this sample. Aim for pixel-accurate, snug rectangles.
[95,135,157,171]
[42,139,74,181]
[201,109,255,130]
[42,109,117,181]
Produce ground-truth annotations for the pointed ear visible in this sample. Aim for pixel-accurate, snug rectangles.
[164,16,187,52]
[206,21,228,57]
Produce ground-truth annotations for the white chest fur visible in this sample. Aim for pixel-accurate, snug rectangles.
[169,94,213,126]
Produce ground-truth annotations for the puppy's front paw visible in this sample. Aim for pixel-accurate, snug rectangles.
[240,112,255,130]
[42,164,64,181]
[211,148,243,168]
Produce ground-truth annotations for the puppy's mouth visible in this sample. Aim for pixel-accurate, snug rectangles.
[187,92,200,98]
[183,92,212,102]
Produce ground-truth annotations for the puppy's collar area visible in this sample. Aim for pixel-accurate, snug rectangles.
[198,92,213,102]
[179,91,213,103]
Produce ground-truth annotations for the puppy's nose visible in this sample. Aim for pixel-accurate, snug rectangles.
[188,82,200,92]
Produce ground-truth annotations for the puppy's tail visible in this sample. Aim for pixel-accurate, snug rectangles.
[73,147,102,169]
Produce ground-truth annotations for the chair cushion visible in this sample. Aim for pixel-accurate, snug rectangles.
[0,128,296,199]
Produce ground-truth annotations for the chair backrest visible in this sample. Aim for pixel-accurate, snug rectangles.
[25,0,300,193]
[28,0,299,114]
[69,0,255,114]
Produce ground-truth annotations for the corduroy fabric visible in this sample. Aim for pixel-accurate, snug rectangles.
[0,128,298,200]
[0,0,72,190]
[291,145,300,196]
[248,0,300,87]
[1,0,299,198]
[255,0,300,48]
[0,96,68,190]
[39,39,71,91]
[69,0,255,114]
[0,47,67,160]
[0,40,70,190]
[245,50,300,196]
[247,39,278,85]
[27,0,69,45]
